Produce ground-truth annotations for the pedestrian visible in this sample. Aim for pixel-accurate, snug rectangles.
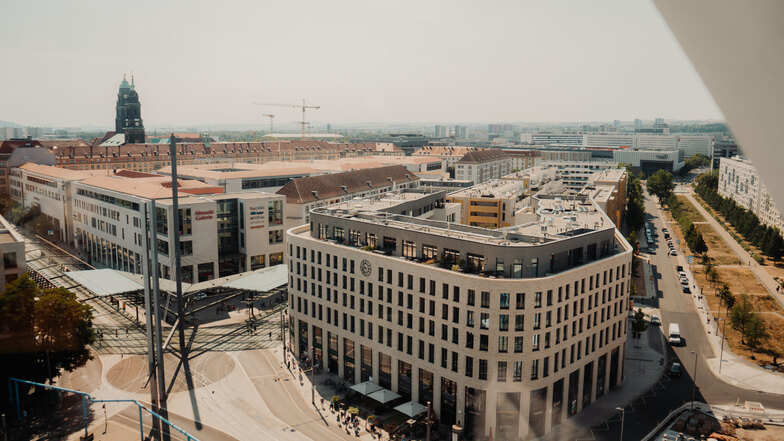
[125,328,128,335]
[115,328,118,337]
[336,414,341,427]
[269,331,272,340]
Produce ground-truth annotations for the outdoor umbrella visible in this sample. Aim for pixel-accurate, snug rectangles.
[350,381,383,396]
[367,388,402,404]
[393,401,426,417]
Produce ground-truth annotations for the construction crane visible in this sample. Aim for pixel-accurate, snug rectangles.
[254,99,320,141]
[262,113,275,137]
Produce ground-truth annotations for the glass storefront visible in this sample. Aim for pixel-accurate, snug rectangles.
[418,369,433,407]
[465,387,486,438]
[328,332,338,374]
[343,338,355,382]
[551,378,564,427]
[496,392,520,440]
[582,361,594,408]
[361,345,372,382]
[596,354,607,399]
[440,377,457,426]
[398,360,412,400]
[529,387,547,437]
[379,353,392,389]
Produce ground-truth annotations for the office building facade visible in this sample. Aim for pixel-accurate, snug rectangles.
[287,192,631,439]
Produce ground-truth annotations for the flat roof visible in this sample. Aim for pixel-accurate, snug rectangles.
[313,194,613,246]
[18,162,104,181]
[447,179,526,199]
[77,174,222,199]
[158,162,320,180]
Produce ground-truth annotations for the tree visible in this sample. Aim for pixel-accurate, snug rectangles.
[631,308,648,338]
[718,283,733,318]
[707,267,720,287]
[646,169,675,202]
[691,231,708,254]
[0,275,95,402]
[745,313,769,355]
[696,170,719,190]
[730,294,755,344]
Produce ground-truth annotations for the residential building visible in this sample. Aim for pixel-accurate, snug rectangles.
[286,191,631,439]
[412,146,486,167]
[582,134,635,149]
[418,178,474,193]
[454,126,467,139]
[718,157,784,232]
[276,165,420,227]
[447,180,527,228]
[0,138,55,196]
[157,162,319,193]
[455,150,512,184]
[0,214,25,291]
[434,125,448,138]
[50,141,403,172]
[540,160,619,191]
[581,169,628,229]
[676,135,713,157]
[502,150,540,171]
[520,133,585,146]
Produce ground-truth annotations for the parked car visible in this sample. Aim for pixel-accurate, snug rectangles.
[680,277,688,285]
[678,271,687,278]
[682,286,691,294]
[670,362,683,377]
[676,265,684,272]
[670,250,677,256]
[650,315,661,326]
[662,227,668,233]
[194,292,207,301]
[648,247,656,254]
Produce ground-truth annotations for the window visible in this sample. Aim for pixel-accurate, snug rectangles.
[479,335,488,351]
[499,314,508,331]
[269,229,284,244]
[466,331,474,349]
[467,289,475,306]
[250,254,266,270]
[531,359,539,380]
[534,291,542,308]
[497,361,507,382]
[515,315,524,331]
[480,313,489,330]
[512,361,522,382]
[479,360,487,380]
[402,240,416,258]
[480,291,490,308]
[270,252,283,265]
[268,200,283,225]
[466,356,474,377]
[422,244,437,259]
[514,336,523,353]
[3,252,17,269]
[499,292,510,309]
[157,238,169,256]
[532,334,540,351]
[498,336,508,353]
[179,240,192,256]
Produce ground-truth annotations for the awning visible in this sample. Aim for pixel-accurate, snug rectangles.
[350,381,382,396]
[223,265,288,292]
[393,401,426,417]
[367,389,401,404]
[65,269,143,296]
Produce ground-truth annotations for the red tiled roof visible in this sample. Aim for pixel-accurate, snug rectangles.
[456,149,510,164]
[276,165,418,204]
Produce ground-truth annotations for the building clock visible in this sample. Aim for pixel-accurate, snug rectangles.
[360,259,372,277]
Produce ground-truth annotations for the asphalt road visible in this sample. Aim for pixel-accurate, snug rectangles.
[578,193,784,441]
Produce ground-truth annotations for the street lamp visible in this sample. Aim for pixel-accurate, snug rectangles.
[310,345,316,405]
[616,407,625,441]
[719,318,728,373]
[690,351,698,412]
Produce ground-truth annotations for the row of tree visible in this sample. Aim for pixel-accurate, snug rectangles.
[703,256,770,356]
[679,153,711,176]
[695,171,784,261]
[666,193,708,254]
[620,163,645,231]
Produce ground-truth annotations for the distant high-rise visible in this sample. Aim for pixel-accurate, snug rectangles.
[454,125,467,138]
[115,74,145,143]
[654,117,665,125]
[633,119,643,129]
[434,125,448,138]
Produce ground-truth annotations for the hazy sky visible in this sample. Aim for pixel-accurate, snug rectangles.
[0,0,723,128]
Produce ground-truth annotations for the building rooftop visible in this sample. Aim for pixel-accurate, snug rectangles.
[412,146,486,157]
[314,193,613,247]
[157,191,282,207]
[586,168,626,184]
[77,174,223,199]
[325,190,436,212]
[18,162,105,180]
[447,179,526,199]
[0,215,24,244]
[456,149,510,164]
[157,162,320,180]
[276,165,418,204]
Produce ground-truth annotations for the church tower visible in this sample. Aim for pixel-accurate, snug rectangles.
[115,74,146,143]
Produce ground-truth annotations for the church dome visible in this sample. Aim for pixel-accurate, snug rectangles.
[119,76,131,90]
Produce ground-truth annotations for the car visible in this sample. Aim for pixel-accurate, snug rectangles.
[194,292,207,301]
[678,270,687,278]
[676,265,684,272]
[662,227,668,233]
[680,277,688,285]
[650,315,661,326]
[648,247,656,254]
[670,250,677,256]
[669,362,683,377]
[682,286,691,294]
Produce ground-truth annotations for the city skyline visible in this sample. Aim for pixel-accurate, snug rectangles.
[1,0,722,128]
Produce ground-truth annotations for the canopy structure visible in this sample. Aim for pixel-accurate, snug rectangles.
[393,401,426,417]
[65,268,143,296]
[367,389,401,404]
[65,264,288,297]
[349,381,382,396]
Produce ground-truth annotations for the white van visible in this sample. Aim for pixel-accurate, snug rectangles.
[668,323,681,346]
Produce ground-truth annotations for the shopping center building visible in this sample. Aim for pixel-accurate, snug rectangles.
[286,190,632,439]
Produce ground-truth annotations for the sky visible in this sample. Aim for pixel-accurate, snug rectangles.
[0,0,723,128]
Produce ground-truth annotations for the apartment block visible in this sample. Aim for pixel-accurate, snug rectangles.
[581,169,628,230]
[286,191,631,439]
[447,180,527,228]
[455,150,512,184]
[0,215,25,291]
[718,157,784,232]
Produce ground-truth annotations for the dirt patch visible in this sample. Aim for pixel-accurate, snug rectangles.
[693,266,784,365]
[695,224,740,266]
[676,195,707,224]
[735,424,784,441]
